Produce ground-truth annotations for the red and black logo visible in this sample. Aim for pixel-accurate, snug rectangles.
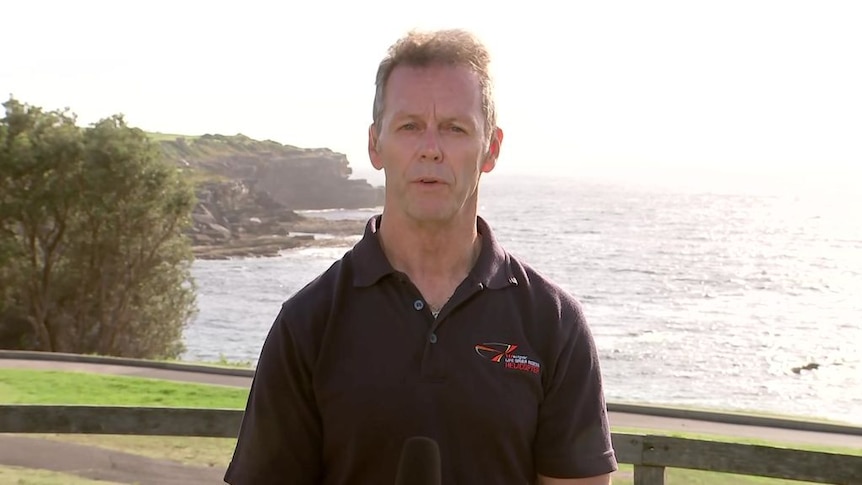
[474,343,518,362]
[475,342,541,374]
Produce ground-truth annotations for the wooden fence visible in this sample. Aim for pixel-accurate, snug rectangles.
[1,405,860,484]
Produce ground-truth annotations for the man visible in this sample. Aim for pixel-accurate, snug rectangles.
[224,29,617,485]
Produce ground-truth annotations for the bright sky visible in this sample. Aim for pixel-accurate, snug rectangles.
[3,0,860,188]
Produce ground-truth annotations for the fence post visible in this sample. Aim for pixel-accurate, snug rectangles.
[633,465,666,485]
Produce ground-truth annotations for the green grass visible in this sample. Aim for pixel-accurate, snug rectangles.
[611,427,860,484]
[164,355,253,369]
[0,369,247,408]
[9,436,835,485]
[0,465,125,484]
[145,131,199,142]
[2,369,858,485]
[612,464,826,484]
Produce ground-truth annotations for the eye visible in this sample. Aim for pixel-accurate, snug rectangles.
[399,122,418,131]
[448,125,467,133]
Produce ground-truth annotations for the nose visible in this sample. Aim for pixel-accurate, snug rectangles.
[419,129,442,162]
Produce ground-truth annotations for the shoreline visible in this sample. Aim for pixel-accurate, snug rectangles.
[191,216,365,260]
[192,233,359,260]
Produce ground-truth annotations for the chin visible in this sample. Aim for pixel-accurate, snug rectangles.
[405,205,458,224]
[407,213,453,224]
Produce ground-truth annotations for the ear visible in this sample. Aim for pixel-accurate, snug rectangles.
[368,124,384,171]
[480,127,504,174]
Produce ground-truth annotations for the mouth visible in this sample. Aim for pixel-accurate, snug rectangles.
[415,177,445,185]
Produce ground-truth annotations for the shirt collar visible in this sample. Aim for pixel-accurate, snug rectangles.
[351,214,517,290]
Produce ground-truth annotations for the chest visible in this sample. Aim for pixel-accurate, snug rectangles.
[314,282,544,396]
[311,285,547,477]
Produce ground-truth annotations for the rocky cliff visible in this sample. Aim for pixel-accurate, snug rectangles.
[160,133,384,210]
[153,133,381,259]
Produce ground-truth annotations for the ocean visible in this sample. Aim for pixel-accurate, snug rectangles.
[182,172,862,425]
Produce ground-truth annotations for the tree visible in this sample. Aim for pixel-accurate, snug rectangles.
[0,97,197,358]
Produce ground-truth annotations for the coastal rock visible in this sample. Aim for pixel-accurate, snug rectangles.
[791,362,821,374]
[159,134,385,211]
[185,179,365,259]
[153,133,379,258]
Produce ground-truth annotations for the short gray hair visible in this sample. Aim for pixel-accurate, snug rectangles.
[372,29,497,139]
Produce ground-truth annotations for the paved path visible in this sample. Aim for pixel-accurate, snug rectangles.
[2,357,860,484]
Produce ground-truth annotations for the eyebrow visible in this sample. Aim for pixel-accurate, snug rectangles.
[390,112,479,127]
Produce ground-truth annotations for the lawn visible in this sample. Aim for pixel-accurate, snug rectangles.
[0,368,247,408]
[2,368,859,485]
[612,464,827,485]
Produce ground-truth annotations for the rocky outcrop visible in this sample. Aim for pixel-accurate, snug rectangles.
[152,133,380,259]
[190,179,299,242]
[206,150,383,210]
[160,134,385,210]
[187,179,367,259]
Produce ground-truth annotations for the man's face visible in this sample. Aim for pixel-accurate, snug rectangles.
[368,63,503,225]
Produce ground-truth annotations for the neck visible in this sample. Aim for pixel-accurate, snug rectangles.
[377,210,481,285]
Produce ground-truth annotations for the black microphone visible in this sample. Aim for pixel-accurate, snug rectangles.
[394,436,442,485]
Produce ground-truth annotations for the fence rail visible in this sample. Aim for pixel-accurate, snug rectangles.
[1,405,860,485]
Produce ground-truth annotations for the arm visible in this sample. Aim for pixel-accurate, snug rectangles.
[224,303,323,485]
[537,472,612,485]
[533,296,618,480]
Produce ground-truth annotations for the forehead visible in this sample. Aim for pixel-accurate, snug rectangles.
[383,63,483,121]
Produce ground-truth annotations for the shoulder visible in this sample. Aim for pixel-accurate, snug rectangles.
[499,251,605,395]
[502,251,599,366]
[506,252,588,332]
[273,248,357,339]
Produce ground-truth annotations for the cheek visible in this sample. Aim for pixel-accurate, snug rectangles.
[383,139,416,161]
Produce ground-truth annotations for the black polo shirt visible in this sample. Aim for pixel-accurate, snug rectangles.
[225,215,617,485]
